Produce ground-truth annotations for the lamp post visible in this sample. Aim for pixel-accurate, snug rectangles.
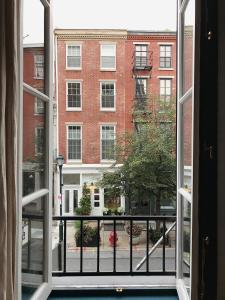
[56,155,64,270]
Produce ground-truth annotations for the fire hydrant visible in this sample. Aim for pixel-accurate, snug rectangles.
[109,231,118,247]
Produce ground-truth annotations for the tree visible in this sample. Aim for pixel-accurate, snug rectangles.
[99,100,176,217]
[75,183,92,215]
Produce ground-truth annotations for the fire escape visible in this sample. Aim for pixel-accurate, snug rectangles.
[132,46,153,132]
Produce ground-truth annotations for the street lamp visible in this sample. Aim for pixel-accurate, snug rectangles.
[56,155,64,270]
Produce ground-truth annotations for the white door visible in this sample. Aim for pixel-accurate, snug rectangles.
[91,188,102,215]
[62,188,80,215]
[177,0,196,299]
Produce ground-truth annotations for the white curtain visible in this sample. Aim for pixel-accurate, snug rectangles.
[0,0,19,299]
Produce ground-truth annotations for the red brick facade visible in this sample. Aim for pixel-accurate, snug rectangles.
[55,30,177,164]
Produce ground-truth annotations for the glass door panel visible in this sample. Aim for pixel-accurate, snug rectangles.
[177,0,195,299]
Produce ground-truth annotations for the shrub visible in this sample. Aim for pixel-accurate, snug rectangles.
[75,224,98,246]
[75,183,91,215]
[126,223,142,237]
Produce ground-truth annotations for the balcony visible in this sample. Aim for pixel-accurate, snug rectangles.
[133,50,153,71]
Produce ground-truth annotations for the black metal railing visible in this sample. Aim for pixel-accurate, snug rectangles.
[133,51,153,70]
[52,215,176,277]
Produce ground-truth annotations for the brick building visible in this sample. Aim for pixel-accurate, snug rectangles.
[23,44,45,200]
[54,29,177,216]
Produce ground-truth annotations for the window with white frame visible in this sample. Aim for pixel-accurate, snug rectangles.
[101,82,115,109]
[100,44,116,70]
[159,45,172,68]
[135,44,148,67]
[67,81,81,109]
[34,54,44,78]
[35,127,44,155]
[67,125,82,160]
[159,79,172,111]
[35,99,45,114]
[101,125,115,160]
[66,45,81,69]
[135,78,147,97]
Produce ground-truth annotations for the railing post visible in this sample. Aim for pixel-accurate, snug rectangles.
[130,219,133,273]
[63,220,67,273]
[80,219,83,273]
[97,219,100,273]
[162,219,166,273]
[146,219,149,273]
[113,219,116,273]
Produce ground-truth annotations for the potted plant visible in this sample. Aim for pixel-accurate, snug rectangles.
[75,183,92,215]
[117,207,125,215]
[126,223,143,245]
[75,224,99,247]
[149,226,169,245]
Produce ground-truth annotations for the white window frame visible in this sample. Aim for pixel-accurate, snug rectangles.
[159,44,173,69]
[159,78,172,112]
[100,43,116,71]
[66,80,82,111]
[35,97,45,115]
[67,125,82,162]
[35,126,44,156]
[34,54,44,79]
[100,124,116,162]
[66,43,82,70]
[100,80,116,111]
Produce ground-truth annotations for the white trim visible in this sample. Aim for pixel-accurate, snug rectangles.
[100,43,116,71]
[133,42,150,45]
[66,80,82,111]
[30,283,51,300]
[65,122,83,125]
[99,41,117,45]
[158,68,174,71]
[157,42,175,45]
[176,279,190,300]
[99,79,117,82]
[132,75,150,79]
[66,124,82,162]
[157,75,175,79]
[23,83,50,102]
[66,43,82,70]
[22,188,49,207]
[98,122,117,125]
[100,81,116,111]
[178,188,192,203]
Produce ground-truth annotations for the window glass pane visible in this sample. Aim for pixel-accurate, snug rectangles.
[23,92,46,196]
[63,174,80,185]
[159,79,172,112]
[22,197,44,294]
[68,126,81,160]
[67,82,81,108]
[182,0,194,94]
[101,82,115,108]
[65,190,70,213]
[160,45,172,68]
[67,45,81,68]
[23,0,45,90]
[182,96,192,193]
[73,190,78,213]
[101,45,116,69]
[182,197,191,295]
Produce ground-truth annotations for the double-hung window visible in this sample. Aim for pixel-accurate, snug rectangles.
[136,78,147,97]
[67,125,82,160]
[100,44,116,70]
[66,45,81,69]
[135,44,148,68]
[35,88,45,115]
[67,81,82,110]
[100,81,115,110]
[159,45,172,68]
[34,54,44,78]
[159,78,172,111]
[35,127,44,156]
[101,125,115,160]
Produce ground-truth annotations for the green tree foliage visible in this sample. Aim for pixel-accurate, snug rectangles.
[75,183,92,215]
[99,104,176,216]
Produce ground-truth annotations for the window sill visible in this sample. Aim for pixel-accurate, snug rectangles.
[33,77,44,80]
[100,68,116,72]
[100,160,116,164]
[34,113,44,116]
[158,68,174,71]
[66,108,82,112]
[100,108,116,112]
[65,67,82,71]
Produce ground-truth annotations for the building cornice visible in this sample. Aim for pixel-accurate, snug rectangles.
[55,29,128,40]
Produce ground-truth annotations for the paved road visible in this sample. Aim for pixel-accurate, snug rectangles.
[57,248,176,273]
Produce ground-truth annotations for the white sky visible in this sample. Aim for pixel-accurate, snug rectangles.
[23,0,177,44]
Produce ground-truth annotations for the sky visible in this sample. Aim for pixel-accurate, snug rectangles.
[23,0,177,44]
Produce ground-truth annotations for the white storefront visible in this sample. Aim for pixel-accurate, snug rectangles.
[54,164,125,216]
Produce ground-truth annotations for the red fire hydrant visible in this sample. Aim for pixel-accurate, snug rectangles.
[109,231,118,247]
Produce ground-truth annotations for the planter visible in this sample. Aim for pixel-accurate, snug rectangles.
[76,233,99,247]
[132,236,140,245]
